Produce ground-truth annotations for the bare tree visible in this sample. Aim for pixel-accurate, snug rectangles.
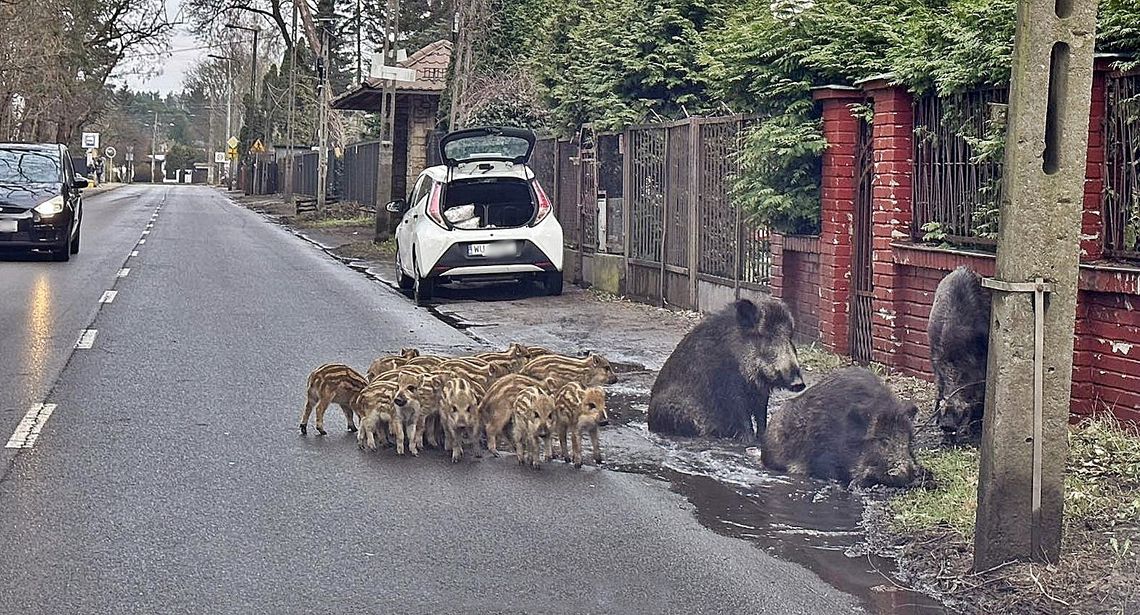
[0,0,175,143]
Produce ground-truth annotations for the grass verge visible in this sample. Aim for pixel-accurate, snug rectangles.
[294,215,374,229]
[888,413,1140,613]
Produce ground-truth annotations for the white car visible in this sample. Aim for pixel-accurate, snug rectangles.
[387,127,564,306]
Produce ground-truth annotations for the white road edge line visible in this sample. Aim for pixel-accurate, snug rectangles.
[4,403,58,449]
[99,290,117,303]
[117,268,130,277]
[75,329,97,349]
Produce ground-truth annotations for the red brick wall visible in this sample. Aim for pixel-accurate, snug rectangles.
[1073,270,1140,423]
[771,233,821,343]
[866,83,915,364]
[888,246,995,378]
[812,87,864,355]
[1081,68,1107,262]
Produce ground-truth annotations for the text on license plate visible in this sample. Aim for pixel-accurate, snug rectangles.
[0,219,17,233]
[467,242,515,258]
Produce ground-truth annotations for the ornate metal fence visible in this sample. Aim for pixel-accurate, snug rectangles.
[1102,71,1140,260]
[912,87,1009,246]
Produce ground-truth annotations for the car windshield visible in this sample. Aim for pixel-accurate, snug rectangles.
[442,134,531,163]
[0,148,61,184]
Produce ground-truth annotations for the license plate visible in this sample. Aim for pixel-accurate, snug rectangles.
[467,242,515,258]
[0,219,17,233]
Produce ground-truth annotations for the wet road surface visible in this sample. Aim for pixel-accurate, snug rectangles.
[0,185,859,614]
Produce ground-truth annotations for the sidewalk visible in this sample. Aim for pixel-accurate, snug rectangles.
[82,182,124,197]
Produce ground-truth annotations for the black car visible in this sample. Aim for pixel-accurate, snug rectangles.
[0,143,87,261]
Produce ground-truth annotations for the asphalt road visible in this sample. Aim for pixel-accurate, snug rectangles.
[0,185,858,614]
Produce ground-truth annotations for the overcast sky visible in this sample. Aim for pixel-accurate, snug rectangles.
[118,0,200,95]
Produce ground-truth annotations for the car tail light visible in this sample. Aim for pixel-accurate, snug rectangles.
[532,180,552,226]
[426,183,446,228]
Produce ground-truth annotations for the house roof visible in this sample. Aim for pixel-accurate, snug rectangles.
[330,39,451,111]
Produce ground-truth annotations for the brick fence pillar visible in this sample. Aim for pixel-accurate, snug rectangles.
[859,79,915,366]
[812,86,864,355]
[769,232,787,300]
[1082,60,1109,262]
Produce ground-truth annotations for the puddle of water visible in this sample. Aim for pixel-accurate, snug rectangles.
[601,397,948,615]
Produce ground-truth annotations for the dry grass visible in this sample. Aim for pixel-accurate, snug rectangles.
[332,239,396,261]
[888,414,1140,614]
[294,215,374,229]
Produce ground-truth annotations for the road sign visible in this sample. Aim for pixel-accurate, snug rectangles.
[226,136,239,149]
[250,138,266,153]
[214,151,227,164]
[105,146,117,159]
[125,151,134,162]
[81,132,100,149]
[226,147,238,161]
[369,59,417,83]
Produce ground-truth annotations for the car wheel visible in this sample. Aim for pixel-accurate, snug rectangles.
[413,256,433,306]
[543,272,563,296]
[69,222,80,255]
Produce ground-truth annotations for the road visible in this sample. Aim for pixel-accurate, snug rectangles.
[0,185,857,614]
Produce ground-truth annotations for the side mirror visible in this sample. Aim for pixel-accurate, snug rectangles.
[72,175,89,190]
[385,199,406,214]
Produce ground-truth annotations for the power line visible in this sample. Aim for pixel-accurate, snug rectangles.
[129,40,253,58]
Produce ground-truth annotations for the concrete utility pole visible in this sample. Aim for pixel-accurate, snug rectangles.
[974,0,1098,567]
[150,111,158,183]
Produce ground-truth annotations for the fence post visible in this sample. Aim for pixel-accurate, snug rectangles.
[622,129,633,289]
[688,119,701,309]
[658,127,670,307]
[859,78,915,366]
[811,85,865,356]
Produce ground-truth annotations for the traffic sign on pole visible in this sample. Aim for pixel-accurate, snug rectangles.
[81,132,100,149]
[105,146,117,160]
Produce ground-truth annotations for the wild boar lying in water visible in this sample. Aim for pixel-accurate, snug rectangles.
[762,367,931,489]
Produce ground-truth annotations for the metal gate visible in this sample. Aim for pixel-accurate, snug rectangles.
[577,126,599,254]
[850,113,875,363]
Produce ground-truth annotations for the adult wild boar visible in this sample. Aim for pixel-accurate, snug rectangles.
[762,367,930,489]
[648,298,805,441]
[928,266,991,437]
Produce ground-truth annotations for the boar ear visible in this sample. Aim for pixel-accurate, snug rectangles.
[734,299,760,329]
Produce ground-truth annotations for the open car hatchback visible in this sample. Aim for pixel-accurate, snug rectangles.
[389,126,564,306]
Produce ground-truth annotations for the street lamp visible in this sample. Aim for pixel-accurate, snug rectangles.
[208,53,234,188]
[224,23,260,101]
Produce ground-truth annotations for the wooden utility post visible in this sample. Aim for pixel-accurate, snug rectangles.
[373,0,399,242]
[317,23,330,210]
[974,0,1098,567]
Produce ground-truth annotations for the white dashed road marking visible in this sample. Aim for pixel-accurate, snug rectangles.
[142,230,150,235]
[5,404,58,449]
[130,250,139,257]
[75,329,98,349]
[99,290,117,303]
[139,239,146,245]
[117,268,130,277]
